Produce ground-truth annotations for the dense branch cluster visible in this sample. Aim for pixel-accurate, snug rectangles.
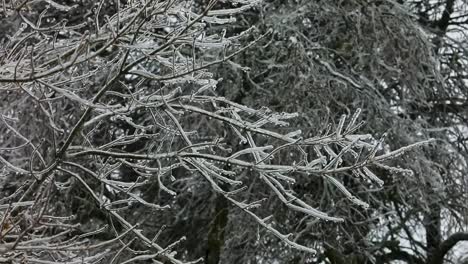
[1,0,466,264]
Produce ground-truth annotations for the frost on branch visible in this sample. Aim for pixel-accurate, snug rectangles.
[0,0,432,263]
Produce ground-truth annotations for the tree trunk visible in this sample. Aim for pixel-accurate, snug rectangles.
[425,203,442,264]
[205,195,228,264]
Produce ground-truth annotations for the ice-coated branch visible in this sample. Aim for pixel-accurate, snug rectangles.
[0,0,435,263]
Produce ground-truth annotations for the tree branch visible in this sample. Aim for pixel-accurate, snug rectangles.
[428,232,468,264]
[376,249,424,264]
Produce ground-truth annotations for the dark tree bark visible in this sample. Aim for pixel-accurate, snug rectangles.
[205,195,228,264]
[425,204,442,263]
[427,232,468,264]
